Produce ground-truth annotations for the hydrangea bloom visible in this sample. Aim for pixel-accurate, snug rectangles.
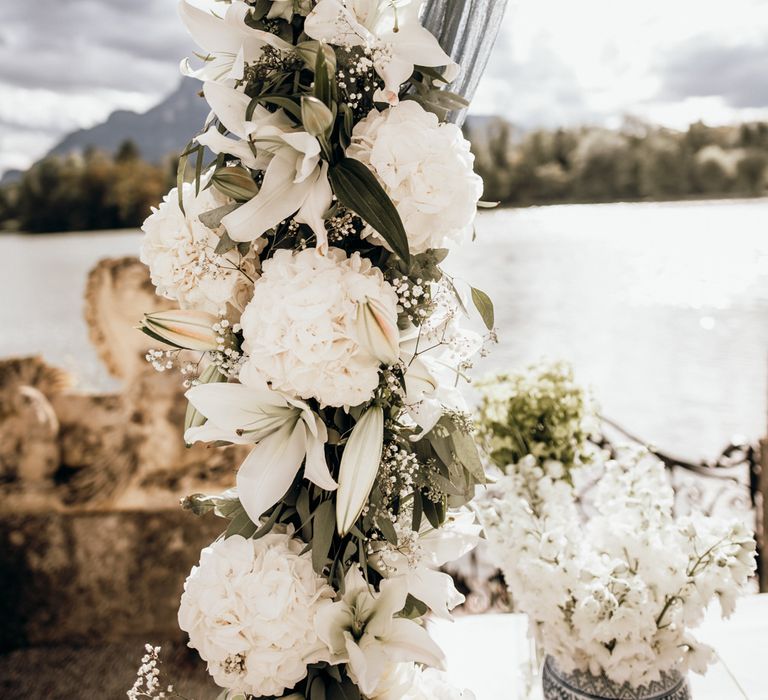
[177,531,334,697]
[347,101,483,254]
[239,247,399,407]
[140,183,258,314]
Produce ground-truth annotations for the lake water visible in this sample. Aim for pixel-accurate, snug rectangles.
[2,198,767,460]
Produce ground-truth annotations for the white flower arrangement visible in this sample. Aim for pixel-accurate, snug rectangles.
[137,0,498,698]
[178,530,335,697]
[477,448,757,688]
[347,101,483,254]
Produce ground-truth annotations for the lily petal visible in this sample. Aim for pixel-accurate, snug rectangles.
[384,617,446,670]
[294,162,333,254]
[202,81,250,139]
[195,128,260,169]
[236,417,306,522]
[336,405,384,535]
[302,419,338,491]
[185,382,294,439]
[222,153,316,241]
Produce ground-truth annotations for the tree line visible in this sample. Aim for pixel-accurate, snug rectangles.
[2,120,767,233]
[466,118,768,206]
[0,141,175,233]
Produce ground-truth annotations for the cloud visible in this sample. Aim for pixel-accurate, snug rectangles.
[0,1,190,93]
[657,39,768,109]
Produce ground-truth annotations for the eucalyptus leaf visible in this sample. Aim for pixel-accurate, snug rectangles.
[329,158,410,265]
[470,286,495,330]
[199,203,239,230]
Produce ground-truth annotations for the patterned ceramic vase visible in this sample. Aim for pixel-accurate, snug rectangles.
[542,656,691,700]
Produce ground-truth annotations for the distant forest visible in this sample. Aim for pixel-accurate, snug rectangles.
[467,118,768,206]
[2,119,767,233]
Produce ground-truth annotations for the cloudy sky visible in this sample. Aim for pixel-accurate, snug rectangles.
[2,0,768,175]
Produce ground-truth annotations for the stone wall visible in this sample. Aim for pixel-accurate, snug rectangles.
[0,257,243,651]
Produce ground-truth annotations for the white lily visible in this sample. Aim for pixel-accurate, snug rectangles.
[336,404,384,535]
[304,0,457,105]
[179,0,292,82]
[369,509,481,619]
[315,567,445,696]
[356,298,400,366]
[141,309,221,351]
[197,81,333,250]
[184,380,337,522]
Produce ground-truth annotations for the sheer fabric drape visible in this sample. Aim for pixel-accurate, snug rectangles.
[421,0,509,124]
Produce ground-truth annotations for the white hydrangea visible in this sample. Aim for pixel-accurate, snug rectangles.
[476,448,757,688]
[239,247,399,407]
[347,101,483,254]
[140,183,259,314]
[177,531,334,697]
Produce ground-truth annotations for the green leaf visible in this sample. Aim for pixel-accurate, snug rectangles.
[329,158,410,265]
[422,494,442,529]
[411,490,423,531]
[199,203,240,230]
[225,507,258,539]
[310,676,327,700]
[254,94,302,121]
[313,44,336,106]
[311,499,335,574]
[470,286,495,330]
[175,139,195,214]
[377,515,398,545]
[450,425,486,483]
[213,229,237,255]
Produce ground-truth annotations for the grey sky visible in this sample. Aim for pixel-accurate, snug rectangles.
[1,0,767,174]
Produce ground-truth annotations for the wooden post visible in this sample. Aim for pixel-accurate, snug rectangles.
[761,438,768,592]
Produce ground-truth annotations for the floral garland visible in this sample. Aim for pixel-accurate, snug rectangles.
[137,2,495,698]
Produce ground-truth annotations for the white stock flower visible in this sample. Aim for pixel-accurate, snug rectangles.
[347,101,483,254]
[179,0,292,82]
[476,448,757,688]
[305,0,457,105]
[177,531,335,697]
[315,567,445,696]
[370,509,481,619]
[239,247,399,407]
[197,82,333,249]
[185,375,337,523]
[140,183,258,314]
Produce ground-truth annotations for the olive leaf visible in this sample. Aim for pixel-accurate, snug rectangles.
[199,203,240,230]
[470,285,495,330]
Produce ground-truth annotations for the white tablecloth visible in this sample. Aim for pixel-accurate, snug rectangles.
[431,593,768,699]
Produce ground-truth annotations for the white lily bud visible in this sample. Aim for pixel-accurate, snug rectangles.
[141,309,220,351]
[301,96,334,138]
[356,298,400,366]
[336,405,384,535]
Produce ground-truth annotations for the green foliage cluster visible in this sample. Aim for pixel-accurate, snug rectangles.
[467,118,768,206]
[0,140,175,233]
[476,360,597,475]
